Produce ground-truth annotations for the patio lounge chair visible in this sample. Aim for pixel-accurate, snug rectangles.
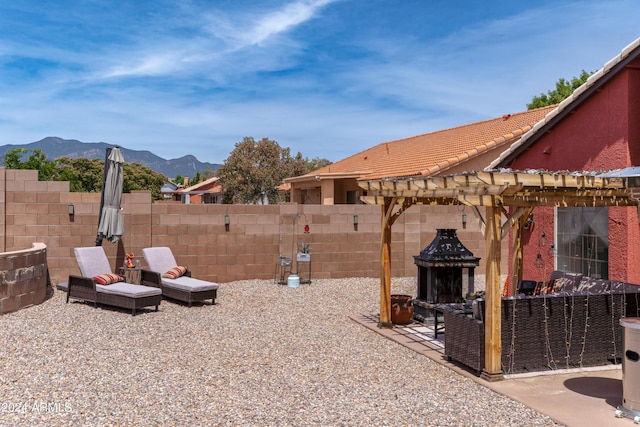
[142,247,219,306]
[66,247,162,315]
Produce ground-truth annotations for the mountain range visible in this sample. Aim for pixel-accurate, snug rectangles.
[0,137,220,178]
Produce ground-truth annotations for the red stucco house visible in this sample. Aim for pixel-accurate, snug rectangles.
[490,37,640,284]
[177,176,223,204]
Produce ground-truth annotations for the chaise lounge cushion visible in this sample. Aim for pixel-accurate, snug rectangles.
[161,276,219,292]
[75,247,113,278]
[96,282,162,298]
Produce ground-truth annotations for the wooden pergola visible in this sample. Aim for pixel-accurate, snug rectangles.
[358,170,639,381]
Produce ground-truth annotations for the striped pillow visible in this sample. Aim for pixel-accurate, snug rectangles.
[162,266,188,279]
[93,273,124,285]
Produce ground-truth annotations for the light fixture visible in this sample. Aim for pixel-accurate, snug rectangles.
[535,253,544,268]
[68,203,75,216]
[461,213,467,229]
[353,214,358,231]
[539,231,547,246]
[224,214,230,232]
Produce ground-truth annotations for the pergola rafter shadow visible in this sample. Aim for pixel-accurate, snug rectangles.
[359,169,640,381]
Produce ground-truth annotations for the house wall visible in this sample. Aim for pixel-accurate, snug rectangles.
[507,66,640,283]
[0,168,506,287]
[333,178,361,204]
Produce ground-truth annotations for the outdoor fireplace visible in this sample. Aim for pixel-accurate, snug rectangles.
[413,228,480,323]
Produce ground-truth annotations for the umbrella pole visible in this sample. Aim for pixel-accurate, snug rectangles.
[95,147,113,246]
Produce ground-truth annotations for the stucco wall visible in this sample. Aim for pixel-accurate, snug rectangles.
[507,66,640,282]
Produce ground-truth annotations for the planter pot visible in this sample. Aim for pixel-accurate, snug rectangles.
[391,294,414,325]
[296,253,311,262]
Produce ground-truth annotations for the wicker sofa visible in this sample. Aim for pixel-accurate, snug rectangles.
[444,272,640,375]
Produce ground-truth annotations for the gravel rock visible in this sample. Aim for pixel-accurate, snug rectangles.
[0,278,558,426]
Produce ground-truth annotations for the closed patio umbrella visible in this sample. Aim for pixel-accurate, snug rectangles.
[96,147,125,244]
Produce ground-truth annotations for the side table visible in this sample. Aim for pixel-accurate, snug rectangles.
[119,267,141,285]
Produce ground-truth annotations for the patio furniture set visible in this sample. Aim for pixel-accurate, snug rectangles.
[66,246,219,315]
[443,270,640,375]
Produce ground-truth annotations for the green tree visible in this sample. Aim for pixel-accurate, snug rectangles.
[3,149,168,200]
[3,148,58,181]
[56,157,104,192]
[217,137,309,204]
[306,156,332,172]
[527,70,594,109]
[122,162,167,200]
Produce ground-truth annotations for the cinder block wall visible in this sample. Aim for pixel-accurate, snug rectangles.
[0,242,48,314]
[0,168,506,287]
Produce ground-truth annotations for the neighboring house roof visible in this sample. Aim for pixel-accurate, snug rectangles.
[161,182,180,192]
[178,176,222,194]
[490,37,640,169]
[288,106,556,182]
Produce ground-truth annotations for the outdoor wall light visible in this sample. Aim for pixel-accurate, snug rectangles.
[461,213,467,229]
[224,214,230,232]
[539,231,547,246]
[353,214,358,231]
[68,203,75,216]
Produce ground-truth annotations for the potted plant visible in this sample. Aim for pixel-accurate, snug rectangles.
[391,294,414,324]
[296,243,311,262]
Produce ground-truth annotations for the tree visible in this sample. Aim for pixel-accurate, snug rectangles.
[56,157,104,192]
[217,137,312,204]
[4,148,58,181]
[122,162,167,200]
[527,70,594,109]
[306,156,332,172]
[3,148,168,200]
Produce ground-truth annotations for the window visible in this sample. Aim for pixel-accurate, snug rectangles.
[202,194,219,204]
[555,207,608,279]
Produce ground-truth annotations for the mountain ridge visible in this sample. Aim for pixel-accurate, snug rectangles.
[0,137,220,178]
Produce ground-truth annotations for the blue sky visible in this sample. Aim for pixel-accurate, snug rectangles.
[0,1,638,164]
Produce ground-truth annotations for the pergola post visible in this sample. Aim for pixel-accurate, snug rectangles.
[510,217,524,296]
[482,200,503,381]
[379,200,393,328]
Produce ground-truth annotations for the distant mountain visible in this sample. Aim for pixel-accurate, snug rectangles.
[0,137,220,178]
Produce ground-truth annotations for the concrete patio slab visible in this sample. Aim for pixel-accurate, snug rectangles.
[351,314,632,427]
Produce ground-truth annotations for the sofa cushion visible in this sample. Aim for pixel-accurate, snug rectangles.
[549,271,583,292]
[534,281,555,295]
[609,281,640,293]
[552,277,575,293]
[577,278,610,294]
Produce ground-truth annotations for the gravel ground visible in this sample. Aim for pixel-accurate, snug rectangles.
[0,277,558,426]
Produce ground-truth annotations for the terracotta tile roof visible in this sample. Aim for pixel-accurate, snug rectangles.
[179,176,221,192]
[299,106,556,181]
[490,37,640,168]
